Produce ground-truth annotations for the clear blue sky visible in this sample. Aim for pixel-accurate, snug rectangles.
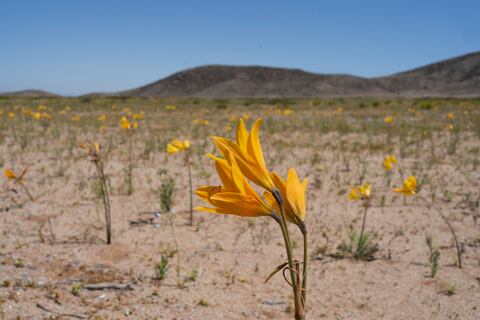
[1,0,479,95]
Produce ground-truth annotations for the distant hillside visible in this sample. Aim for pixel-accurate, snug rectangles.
[0,89,59,98]
[119,52,480,98]
[2,52,480,98]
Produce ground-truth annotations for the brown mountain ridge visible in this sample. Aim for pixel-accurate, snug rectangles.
[2,51,480,98]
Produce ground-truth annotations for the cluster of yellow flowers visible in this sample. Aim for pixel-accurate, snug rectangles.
[193,118,209,125]
[166,139,191,154]
[383,154,398,171]
[120,116,138,130]
[274,108,294,116]
[165,105,177,110]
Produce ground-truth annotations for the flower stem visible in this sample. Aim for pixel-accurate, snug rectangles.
[186,151,193,226]
[300,223,307,307]
[356,203,369,256]
[272,190,304,319]
[418,195,462,268]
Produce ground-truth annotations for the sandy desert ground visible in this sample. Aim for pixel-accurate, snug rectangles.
[0,97,479,319]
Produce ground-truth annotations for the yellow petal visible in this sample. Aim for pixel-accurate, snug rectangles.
[167,144,179,154]
[286,168,307,222]
[4,169,16,180]
[236,119,248,151]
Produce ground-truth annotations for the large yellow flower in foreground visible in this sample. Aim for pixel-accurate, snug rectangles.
[348,183,371,201]
[393,176,417,196]
[264,168,308,226]
[383,155,398,171]
[167,139,191,154]
[195,154,273,217]
[212,118,275,192]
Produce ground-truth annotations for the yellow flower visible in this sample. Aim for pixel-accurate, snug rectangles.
[348,184,371,201]
[120,116,138,130]
[165,105,176,110]
[212,118,275,192]
[195,154,273,218]
[383,155,398,171]
[167,139,191,154]
[393,176,417,196]
[98,114,107,122]
[224,125,232,132]
[80,142,101,161]
[283,109,294,116]
[70,115,81,121]
[230,114,238,122]
[4,168,27,185]
[447,112,455,120]
[4,169,16,180]
[384,116,393,124]
[38,105,47,111]
[264,168,308,225]
[193,118,209,125]
[133,112,144,120]
[33,112,42,120]
[336,107,344,113]
[242,113,250,121]
[8,112,15,118]
[447,124,454,131]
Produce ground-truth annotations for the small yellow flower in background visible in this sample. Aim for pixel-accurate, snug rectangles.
[336,107,344,113]
[98,114,107,122]
[4,169,16,180]
[348,184,371,201]
[132,111,144,120]
[4,168,27,185]
[383,155,398,171]
[79,141,101,162]
[122,107,131,114]
[167,139,191,154]
[242,113,250,121]
[8,112,15,118]
[230,114,238,122]
[38,105,47,111]
[224,125,232,132]
[70,115,81,121]
[120,116,138,130]
[42,113,52,120]
[33,112,42,120]
[447,124,454,131]
[393,176,417,196]
[212,118,275,192]
[384,116,393,124]
[447,112,455,120]
[165,105,176,110]
[193,118,209,125]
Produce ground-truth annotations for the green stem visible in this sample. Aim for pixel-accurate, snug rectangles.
[273,190,303,319]
[186,151,193,226]
[419,195,462,268]
[300,223,307,307]
[356,204,369,256]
